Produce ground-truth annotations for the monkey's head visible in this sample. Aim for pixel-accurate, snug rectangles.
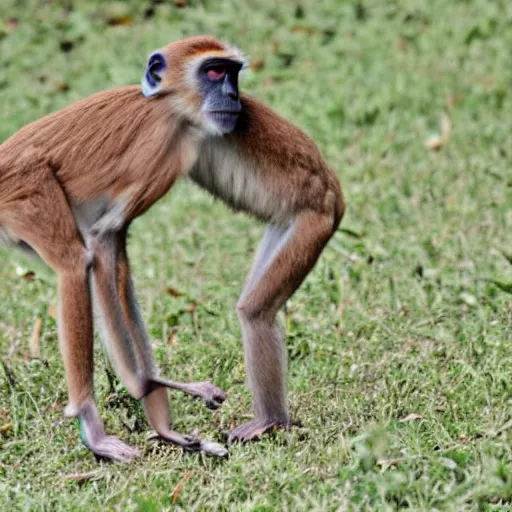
[142,36,246,135]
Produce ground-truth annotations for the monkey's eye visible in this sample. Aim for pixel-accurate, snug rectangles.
[207,67,226,81]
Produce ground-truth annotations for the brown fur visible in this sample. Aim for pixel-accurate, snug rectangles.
[0,35,344,459]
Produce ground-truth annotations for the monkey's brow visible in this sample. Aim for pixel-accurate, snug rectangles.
[201,57,244,71]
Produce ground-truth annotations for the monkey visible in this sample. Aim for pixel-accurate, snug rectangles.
[0,36,344,462]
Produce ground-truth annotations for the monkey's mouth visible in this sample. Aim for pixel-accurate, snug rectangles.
[208,111,239,123]
[207,111,239,133]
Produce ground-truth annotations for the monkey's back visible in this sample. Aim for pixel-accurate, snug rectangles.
[0,86,183,206]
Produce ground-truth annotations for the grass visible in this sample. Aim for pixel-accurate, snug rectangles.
[0,0,511,509]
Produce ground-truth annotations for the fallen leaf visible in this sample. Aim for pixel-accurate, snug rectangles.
[0,423,11,433]
[425,135,444,151]
[399,413,424,423]
[249,58,265,72]
[23,271,35,281]
[425,113,451,151]
[54,80,70,93]
[101,2,133,26]
[47,303,58,320]
[29,317,43,359]
[61,471,100,482]
[446,93,464,108]
[393,37,409,51]
[376,456,407,467]
[440,114,451,140]
[166,287,184,297]
[459,292,477,306]
[261,77,276,87]
[291,24,316,34]
[168,328,178,347]
[172,471,192,504]
[5,18,18,30]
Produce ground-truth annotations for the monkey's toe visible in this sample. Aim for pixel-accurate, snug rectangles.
[228,418,284,444]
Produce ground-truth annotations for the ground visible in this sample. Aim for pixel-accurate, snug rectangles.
[0,0,511,510]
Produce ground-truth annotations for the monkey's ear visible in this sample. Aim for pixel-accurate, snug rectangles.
[142,52,166,97]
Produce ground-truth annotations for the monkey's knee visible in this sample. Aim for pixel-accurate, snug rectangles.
[122,375,149,400]
[237,299,261,323]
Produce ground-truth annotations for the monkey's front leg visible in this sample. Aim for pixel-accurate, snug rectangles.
[229,214,336,443]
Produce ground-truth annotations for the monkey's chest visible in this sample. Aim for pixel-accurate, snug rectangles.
[190,142,291,225]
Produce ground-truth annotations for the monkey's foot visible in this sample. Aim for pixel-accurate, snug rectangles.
[151,430,228,458]
[150,377,227,410]
[88,435,140,463]
[77,402,140,463]
[143,386,228,457]
[185,381,227,410]
[228,418,287,443]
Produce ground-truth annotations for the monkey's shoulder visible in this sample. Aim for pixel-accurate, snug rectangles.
[235,94,327,172]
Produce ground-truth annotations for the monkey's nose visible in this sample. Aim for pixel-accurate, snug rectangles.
[223,80,239,100]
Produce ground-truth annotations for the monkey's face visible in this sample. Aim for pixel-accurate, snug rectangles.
[141,38,246,135]
[199,58,243,135]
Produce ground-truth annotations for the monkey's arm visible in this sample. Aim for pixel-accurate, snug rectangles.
[230,211,339,442]
[192,93,345,443]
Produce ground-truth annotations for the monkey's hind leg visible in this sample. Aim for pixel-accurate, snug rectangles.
[229,213,335,443]
[3,168,138,462]
[115,236,227,410]
[92,231,227,457]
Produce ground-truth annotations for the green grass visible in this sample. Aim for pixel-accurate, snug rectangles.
[1,0,511,509]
